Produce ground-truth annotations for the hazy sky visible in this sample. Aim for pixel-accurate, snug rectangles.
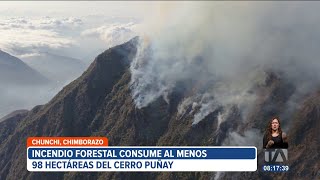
[0,1,208,60]
[0,1,150,18]
[0,1,162,60]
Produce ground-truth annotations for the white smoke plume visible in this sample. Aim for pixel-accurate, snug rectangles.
[222,129,262,148]
[130,2,320,125]
[192,93,217,125]
[177,95,201,117]
[177,93,218,125]
[216,109,229,130]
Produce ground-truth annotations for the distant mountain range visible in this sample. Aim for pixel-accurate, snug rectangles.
[0,50,88,119]
[0,50,48,86]
[22,52,87,85]
[0,37,318,180]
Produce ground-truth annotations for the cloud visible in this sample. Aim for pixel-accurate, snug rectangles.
[33,17,83,30]
[0,17,79,56]
[0,28,74,56]
[81,22,138,48]
[0,16,141,59]
[0,16,83,30]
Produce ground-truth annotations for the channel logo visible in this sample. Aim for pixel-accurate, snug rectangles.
[264,149,288,163]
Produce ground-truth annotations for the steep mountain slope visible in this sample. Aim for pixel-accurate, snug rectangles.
[22,52,86,84]
[0,38,318,180]
[0,109,28,140]
[0,50,48,85]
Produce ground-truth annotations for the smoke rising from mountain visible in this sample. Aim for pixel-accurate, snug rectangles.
[130,2,320,125]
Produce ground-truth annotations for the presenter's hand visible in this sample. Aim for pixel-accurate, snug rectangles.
[267,140,274,148]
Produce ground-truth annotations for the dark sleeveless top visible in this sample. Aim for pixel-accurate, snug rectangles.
[263,133,288,149]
